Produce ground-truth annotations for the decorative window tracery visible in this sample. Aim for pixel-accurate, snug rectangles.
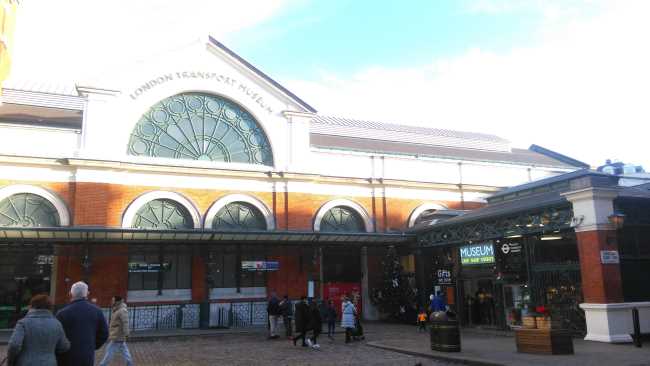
[131,199,193,230]
[319,206,365,233]
[212,202,267,231]
[0,193,60,227]
[128,93,273,165]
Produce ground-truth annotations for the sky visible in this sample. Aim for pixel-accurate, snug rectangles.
[10,0,650,169]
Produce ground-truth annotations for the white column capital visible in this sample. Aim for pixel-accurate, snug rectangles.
[562,187,619,232]
[562,187,619,203]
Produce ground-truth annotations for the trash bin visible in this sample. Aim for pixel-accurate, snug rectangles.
[429,311,461,352]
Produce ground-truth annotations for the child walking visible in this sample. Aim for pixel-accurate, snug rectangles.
[417,309,428,332]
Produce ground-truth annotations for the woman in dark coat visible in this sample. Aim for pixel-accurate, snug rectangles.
[6,294,70,366]
[308,301,322,348]
[292,297,310,347]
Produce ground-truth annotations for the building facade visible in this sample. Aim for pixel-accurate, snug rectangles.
[415,170,650,342]
[0,37,580,329]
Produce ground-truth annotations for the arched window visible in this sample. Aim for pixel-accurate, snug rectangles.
[413,209,437,226]
[128,93,273,165]
[131,199,193,230]
[408,203,449,228]
[319,206,365,233]
[211,202,267,231]
[0,193,60,227]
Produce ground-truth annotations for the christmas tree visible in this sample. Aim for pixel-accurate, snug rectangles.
[371,246,417,321]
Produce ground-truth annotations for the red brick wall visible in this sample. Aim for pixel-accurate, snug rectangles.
[1,180,475,305]
[576,230,624,303]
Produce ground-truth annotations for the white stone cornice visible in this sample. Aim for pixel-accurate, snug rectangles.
[282,110,315,119]
[562,187,620,231]
[562,187,620,203]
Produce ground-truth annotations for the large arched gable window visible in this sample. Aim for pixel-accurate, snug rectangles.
[204,194,274,231]
[0,185,70,227]
[127,93,273,166]
[313,199,373,233]
[122,191,201,229]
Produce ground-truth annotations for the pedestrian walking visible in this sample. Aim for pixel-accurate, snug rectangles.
[325,300,337,339]
[98,296,133,366]
[56,281,109,366]
[267,292,281,339]
[417,309,428,332]
[341,296,356,344]
[307,300,322,349]
[292,297,309,347]
[279,295,293,338]
[6,294,70,366]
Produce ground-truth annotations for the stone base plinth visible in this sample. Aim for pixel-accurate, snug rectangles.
[580,302,650,343]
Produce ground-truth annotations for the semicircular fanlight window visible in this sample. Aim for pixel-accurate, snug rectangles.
[319,206,365,233]
[212,202,267,231]
[131,199,193,230]
[0,193,60,227]
[128,93,273,165]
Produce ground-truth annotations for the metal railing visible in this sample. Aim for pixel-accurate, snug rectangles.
[102,300,268,331]
[209,301,268,328]
[103,303,200,331]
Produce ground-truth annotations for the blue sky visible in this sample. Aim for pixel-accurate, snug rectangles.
[10,0,650,169]
[228,1,544,80]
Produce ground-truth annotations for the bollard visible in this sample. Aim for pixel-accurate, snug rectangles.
[632,308,642,348]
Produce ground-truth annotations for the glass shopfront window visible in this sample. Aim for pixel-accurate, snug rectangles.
[207,245,267,289]
[128,245,191,291]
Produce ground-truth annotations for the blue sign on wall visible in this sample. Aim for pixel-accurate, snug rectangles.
[459,243,495,265]
[241,261,280,271]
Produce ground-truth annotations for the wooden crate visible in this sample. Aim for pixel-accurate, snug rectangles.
[515,328,574,355]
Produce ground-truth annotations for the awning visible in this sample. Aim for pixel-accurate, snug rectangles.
[0,227,414,246]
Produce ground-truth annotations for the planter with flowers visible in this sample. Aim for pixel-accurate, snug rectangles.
[515,305,573,355]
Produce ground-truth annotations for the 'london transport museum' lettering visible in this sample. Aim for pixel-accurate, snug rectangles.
[129,71,274,114]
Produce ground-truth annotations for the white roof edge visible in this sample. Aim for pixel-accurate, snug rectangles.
[1,88,85,110]
[311,115,512,152]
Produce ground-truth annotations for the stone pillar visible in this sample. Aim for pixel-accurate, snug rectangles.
[563,187,628,342]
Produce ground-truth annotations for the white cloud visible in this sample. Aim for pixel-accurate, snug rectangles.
[11,0,292,82]
[287,1,650,168]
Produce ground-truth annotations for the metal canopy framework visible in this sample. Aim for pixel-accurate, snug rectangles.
[0,227,414,246]
[417,204,574,247]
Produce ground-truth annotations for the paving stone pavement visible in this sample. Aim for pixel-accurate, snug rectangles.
[0,331,450,366]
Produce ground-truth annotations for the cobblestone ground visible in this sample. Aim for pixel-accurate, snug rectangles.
[1,324,447,366]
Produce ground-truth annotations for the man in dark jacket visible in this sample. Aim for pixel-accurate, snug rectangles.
[307,301,322,349]
[292,296,310,347]
[56,281,108,366]
[279,295,293,338]
[267,293,281,339]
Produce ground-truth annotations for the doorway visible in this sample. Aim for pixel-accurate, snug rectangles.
[0,252,53,328]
